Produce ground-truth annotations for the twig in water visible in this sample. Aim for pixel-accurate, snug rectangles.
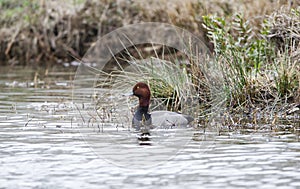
[24,118,33,127]
[74,103,86,123]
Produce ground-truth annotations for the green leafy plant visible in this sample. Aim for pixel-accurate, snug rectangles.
[202,13,277,107]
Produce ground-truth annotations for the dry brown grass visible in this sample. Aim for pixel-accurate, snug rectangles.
[0,0,296,65]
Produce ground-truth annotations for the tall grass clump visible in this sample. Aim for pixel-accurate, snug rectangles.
[96,49,198,111]
[266,7,300,102]
[202,7,300,114]
[202,13,275,108]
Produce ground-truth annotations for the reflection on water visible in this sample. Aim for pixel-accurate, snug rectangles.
[1,66,300,189]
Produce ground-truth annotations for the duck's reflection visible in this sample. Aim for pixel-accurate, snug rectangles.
[137,131,152,145]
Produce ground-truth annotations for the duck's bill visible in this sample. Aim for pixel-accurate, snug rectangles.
[122,92,134,97]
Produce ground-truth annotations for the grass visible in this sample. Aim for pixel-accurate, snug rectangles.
[0,0,295,65]
[91,6,298,125]
[0,0,43,27]
[94,50,201,114]
[202,9,299,113]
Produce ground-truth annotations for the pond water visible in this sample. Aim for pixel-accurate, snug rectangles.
[1,66,300,189]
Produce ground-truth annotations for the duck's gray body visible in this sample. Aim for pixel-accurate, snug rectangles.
[132,109,193,130]
[150,111,194,127]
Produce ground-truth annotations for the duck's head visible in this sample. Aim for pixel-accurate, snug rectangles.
[132,82,151,107]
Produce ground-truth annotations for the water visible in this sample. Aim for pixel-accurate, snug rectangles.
[1,66,300,189]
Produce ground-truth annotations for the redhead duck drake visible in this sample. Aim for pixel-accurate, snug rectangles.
[131,82,194,130]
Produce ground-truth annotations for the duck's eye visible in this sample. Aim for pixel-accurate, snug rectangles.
[136,86,139,89]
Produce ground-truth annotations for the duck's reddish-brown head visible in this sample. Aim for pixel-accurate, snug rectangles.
[132,82,151,107]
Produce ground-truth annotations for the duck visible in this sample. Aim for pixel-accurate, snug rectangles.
[131,82,194,131]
